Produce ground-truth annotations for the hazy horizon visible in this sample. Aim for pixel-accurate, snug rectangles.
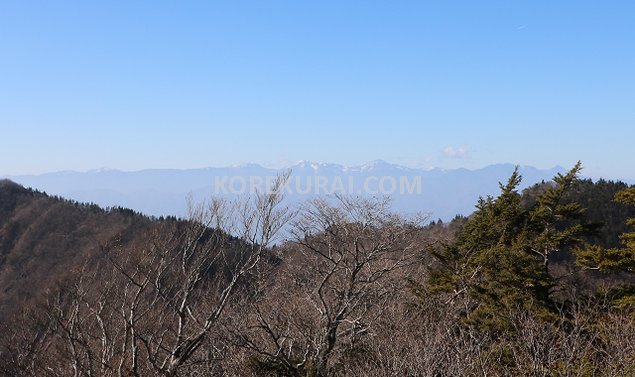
[3,160,632,183]
[2,162,580,222]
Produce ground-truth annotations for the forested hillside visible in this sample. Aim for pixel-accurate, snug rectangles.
[0,180,161,320]
[1,169,635,376]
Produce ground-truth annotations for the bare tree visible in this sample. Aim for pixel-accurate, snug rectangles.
[108,173,291,376]
[8,174,291,377]
[238,195,426,376]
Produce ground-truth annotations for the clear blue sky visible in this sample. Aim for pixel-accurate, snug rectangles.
[1,1,633,179]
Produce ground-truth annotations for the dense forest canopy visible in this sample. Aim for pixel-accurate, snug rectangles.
[1,168,635,376]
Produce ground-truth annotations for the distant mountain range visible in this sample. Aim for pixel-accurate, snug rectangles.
[3,161,576,221]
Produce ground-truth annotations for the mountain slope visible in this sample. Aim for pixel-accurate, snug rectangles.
[0,180,154,320]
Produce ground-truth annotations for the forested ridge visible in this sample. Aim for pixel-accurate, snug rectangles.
[1,167,635,376]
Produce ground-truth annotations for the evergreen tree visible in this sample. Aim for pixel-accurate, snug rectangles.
[427,163,592,331]
[575,187,635,308]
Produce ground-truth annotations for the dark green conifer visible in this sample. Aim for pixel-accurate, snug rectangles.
[428,163,592,331]
[575,186,635,308]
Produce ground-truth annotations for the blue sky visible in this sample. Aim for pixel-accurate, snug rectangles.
[1,1,633,179]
